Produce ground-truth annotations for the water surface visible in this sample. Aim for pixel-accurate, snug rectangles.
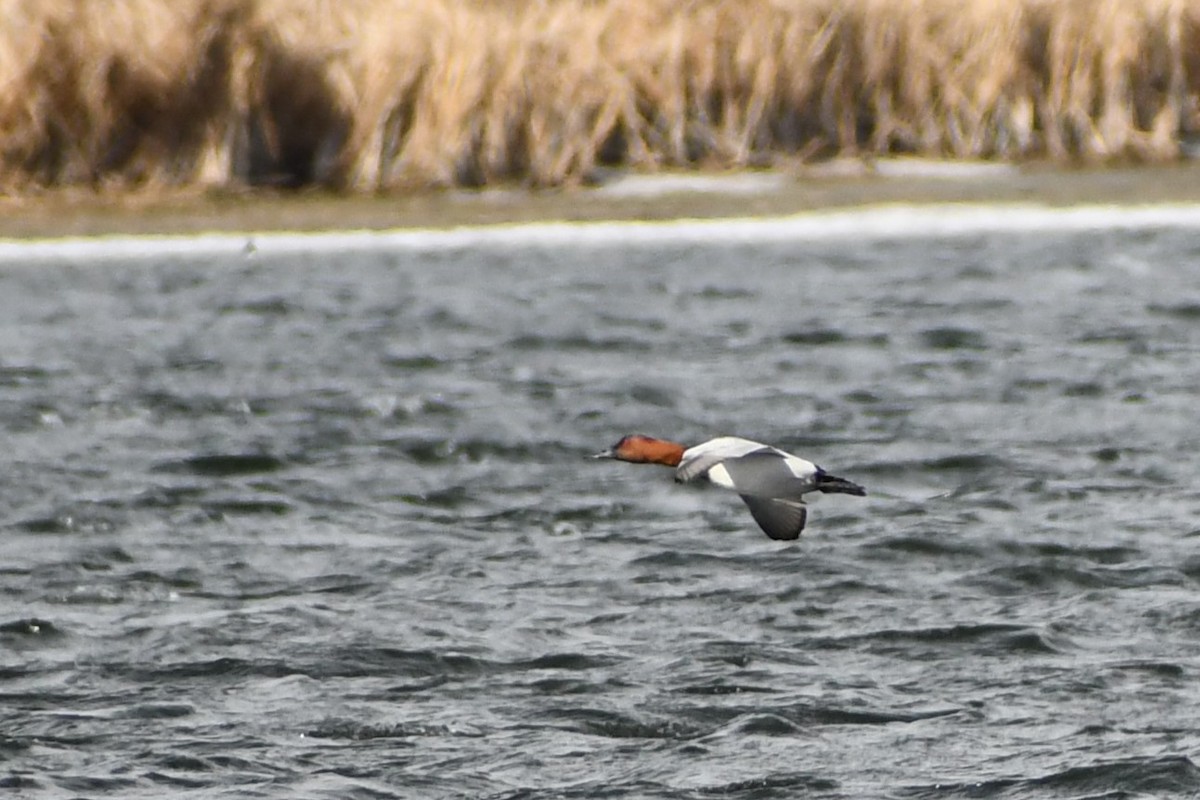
[3,207,1200,798]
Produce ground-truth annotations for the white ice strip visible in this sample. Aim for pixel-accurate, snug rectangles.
[3,203,1200,264]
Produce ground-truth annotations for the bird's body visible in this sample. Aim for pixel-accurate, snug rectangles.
[594,434,866,540]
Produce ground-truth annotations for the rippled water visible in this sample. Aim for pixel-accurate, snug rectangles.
[3,207,1200,798]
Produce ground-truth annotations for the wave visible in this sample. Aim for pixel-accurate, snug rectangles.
[900,756,1200,799]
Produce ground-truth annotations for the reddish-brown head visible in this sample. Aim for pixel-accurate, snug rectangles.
[592,434,685,467]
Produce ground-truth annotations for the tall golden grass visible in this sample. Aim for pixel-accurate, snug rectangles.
[1,0,1198,192]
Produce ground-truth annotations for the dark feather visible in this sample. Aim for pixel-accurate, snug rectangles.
[815,471,867,496]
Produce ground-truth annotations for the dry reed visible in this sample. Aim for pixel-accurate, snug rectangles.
[1,0,1199,192]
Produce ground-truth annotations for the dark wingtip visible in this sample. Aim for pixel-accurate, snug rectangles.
[739,495,807,540]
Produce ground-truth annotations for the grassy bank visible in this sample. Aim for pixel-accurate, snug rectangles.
[6,163,1200,239]
[2,0,1199,193]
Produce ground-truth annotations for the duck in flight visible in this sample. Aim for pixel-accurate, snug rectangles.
[593,434,866,540]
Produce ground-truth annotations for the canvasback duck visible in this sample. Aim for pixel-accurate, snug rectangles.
[593,434,866,540]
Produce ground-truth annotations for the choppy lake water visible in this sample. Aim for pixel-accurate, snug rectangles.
[3,205,1200,799]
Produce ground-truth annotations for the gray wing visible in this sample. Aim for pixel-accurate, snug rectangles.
[676,444,775,483]
[720,451,818,497]
[739,495,808,540]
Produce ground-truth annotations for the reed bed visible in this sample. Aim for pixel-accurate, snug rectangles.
[1,0,1198,192]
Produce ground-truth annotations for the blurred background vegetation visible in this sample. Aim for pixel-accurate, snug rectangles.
[1,0,1198,195]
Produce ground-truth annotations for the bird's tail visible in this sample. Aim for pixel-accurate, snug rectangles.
[816,471,867,496]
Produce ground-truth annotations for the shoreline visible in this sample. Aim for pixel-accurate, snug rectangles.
[7,201,1200,267]
[4,161,1200,241]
